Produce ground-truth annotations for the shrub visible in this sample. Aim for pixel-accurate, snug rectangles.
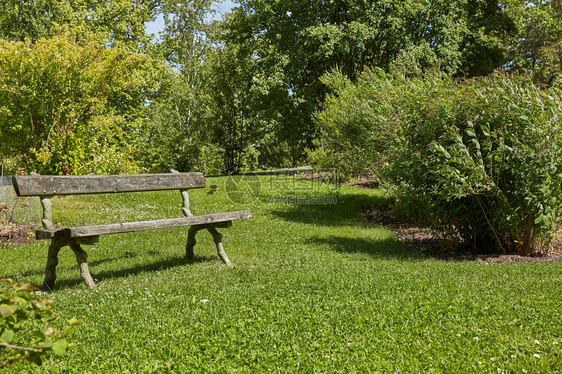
[312,69,402,181]
[0,29,155,175]
[318,69,562,255]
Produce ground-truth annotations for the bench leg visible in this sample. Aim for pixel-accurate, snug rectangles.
[43,238,64,291]
[185,226,199,259]
[208,227,232,266]
[69,241,96,289]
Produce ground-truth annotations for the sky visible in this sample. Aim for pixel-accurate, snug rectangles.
[145,0,237,38]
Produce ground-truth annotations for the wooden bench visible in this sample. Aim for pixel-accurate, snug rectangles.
[13,172,252,290]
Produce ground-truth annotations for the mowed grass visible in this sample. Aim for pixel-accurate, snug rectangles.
[1,175,561,373]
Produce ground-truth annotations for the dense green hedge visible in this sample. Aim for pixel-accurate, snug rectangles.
[316,70,562,255]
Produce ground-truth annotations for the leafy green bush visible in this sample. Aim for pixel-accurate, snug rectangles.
[0,28,155,175]
[0,279,82,367]
[318,69,562,255]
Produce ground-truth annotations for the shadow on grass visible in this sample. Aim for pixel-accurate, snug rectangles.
[8,250,158,279]
[55,255,214,290]
[7,251,215,290]
[268,193,391,227]
[306,235,422,261]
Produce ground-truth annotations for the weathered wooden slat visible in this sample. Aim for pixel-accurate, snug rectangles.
[13,173,206,197]
[35,211,252,239]
[36,229,62,240]
[0,176,13,186]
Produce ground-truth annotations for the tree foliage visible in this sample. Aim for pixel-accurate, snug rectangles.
[217,0,519,166]
[1,0,561,178]
[139,0,216,172]
[0,0,74,41]
[0,0,159,51]
[504,0,562,86]
[206,30,262,173]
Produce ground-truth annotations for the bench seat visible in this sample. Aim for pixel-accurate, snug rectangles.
[36,211,252,239]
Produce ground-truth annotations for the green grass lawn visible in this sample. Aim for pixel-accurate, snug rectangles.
[1,175,561,373]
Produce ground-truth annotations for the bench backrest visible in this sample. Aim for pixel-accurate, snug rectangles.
[13,173,206,197]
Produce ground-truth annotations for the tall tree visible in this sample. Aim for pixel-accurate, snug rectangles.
[160,0,215,140]
[503,0,562,86]
[140,0,217,172]
[219,0,518,165]
[207,38,259,173]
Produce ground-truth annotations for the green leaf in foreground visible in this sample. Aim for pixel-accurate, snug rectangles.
[51,339,68,356]
[0,328,14,343]
[0,304,17,319]
[0,279,82,367]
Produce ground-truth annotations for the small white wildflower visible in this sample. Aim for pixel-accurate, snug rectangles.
[553,341,558,345]
[473,337,479,342]
[523,369,528,373]
[456,333,461,337]
[533,354,540,358]
[534,340,540,345]
[200,299,209,303]
[511,355,516,359]
[88,303,93,307]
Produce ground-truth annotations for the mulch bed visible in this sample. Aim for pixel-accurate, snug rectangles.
[362,206,562,264]
[0,223,35,247]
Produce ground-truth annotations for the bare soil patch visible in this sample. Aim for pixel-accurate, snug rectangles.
[362,206,562,263]
[299,173,378,189]
[342,179,379,189]
[299,172,341,185]
[0,223,35,246]
[299,172,326,181]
